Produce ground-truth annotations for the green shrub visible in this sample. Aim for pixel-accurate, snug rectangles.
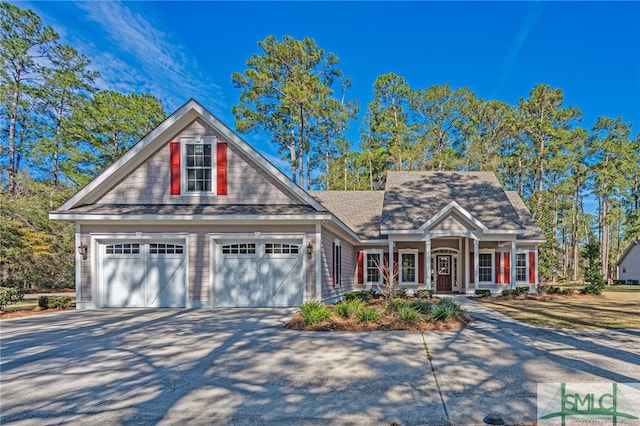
[386,298,407,314]
[334,299,364,318]
[629,280,640,285]
[475,289,491,297]
[430,298,463,322]
[0,286,23,311]
[344,289,376,302]
[299,301,332,325]
[393,288,407,298]
[399,307,424,324]
[502,289,516,297]
[37,295,73,310]
[408,299,432,314]
[356,308,382,323]
[416,289,434,299]
[49,296,73,309]
[581,281,605,295]
[515,286,530,295]
[38,295,50,309]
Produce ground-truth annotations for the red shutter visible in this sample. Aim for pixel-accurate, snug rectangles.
[332,242,336,287]
[503,252,511,284]
[217,142,227,195]
[470,255,474,284]
[357,251,364,284]
[170,142,180,195]
[495,253,502,284]
[418,253,424,284]
[529,251,536,284]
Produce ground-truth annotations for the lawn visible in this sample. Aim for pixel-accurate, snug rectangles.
[0,294,76,319]
[475,285,640,329]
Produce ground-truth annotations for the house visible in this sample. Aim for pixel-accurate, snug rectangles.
[50,99,545,308]
[617,240,640,283]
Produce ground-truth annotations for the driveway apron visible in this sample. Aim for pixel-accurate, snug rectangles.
[1,301,639,425]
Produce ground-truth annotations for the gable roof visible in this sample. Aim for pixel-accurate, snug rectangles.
[617,240,640,266]
[310,191,385,239]
[380,171,524,233]
[55,99,326,213]
[505,191,546,241]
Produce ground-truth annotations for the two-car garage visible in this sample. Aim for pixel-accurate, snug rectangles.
[97,234,305,308]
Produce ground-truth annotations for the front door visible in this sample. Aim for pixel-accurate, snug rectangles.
[436,255,452,291]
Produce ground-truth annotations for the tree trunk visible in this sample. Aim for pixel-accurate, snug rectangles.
[8,88,20,194]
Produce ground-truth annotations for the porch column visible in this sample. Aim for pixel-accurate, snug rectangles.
[473,238,479,291]
[534,246,539,287]
[511,240,516,289]
[425,238,432,290]
[388,239,394,287]
[464,238,470,293]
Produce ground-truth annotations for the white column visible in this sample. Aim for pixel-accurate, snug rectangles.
[315,223,322,301]
[464,237,470,293]
[534,246,539,287]
[388,239,394,287]
[425,238,432,290]
[473,238,480,291]
[511,240,516,289]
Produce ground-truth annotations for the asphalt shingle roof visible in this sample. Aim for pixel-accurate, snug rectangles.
[309,191,385,239]
[505,191,546,241]
[66,204,318,216]
[381,171,524,232]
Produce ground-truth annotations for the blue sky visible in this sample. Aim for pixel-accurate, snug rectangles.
[15,1,640,171]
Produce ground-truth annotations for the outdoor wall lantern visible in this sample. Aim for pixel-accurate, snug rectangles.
[78,242,88,259]
[306,242,313,259]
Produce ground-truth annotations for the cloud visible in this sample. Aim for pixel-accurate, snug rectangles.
[33,0,226,114]
[495,1,544,97]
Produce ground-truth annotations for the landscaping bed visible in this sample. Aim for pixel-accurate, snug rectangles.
[285,291,471,332]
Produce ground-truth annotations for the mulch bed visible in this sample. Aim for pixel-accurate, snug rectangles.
[284,297,471,332]
[0,307,74,319]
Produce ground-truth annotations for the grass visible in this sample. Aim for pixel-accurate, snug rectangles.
[475,285,640,329]
[1,294,76,319]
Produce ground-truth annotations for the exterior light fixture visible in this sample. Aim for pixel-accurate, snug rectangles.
[78,242,88,259]
[306,242,313,259]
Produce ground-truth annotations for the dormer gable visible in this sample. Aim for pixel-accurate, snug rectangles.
[55,99,326,212]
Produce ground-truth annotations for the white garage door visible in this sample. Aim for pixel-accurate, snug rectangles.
[213,240,304,307]
[101,241,186,307]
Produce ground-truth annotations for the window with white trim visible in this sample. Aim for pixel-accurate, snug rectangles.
[516,253,528,282]
[478,253,493,282]
[399,249,418,284]
[150,243,184,254]
[265,243,300,254]
[185,142,212,192]
[222,243,256,254]
[365,250,383,284]
[105,243,140,255]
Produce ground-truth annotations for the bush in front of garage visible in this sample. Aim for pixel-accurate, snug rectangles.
[38,295,73,310]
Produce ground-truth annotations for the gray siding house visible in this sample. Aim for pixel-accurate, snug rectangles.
[50,100,545,308]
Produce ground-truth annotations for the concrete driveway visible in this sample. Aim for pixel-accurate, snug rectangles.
[1,298,639,425]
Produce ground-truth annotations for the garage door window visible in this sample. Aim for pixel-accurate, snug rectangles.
[150,243,184,254]
[265,243,299,254]
[222,243,256,254]
[106,243,140,255]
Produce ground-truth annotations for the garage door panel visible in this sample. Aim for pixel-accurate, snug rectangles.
[263,256,303,307]
[103,257,146,307]
[147,255,186,307]
[100,241,186,308]
[215,240,304,308]
[217,257,261,307]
